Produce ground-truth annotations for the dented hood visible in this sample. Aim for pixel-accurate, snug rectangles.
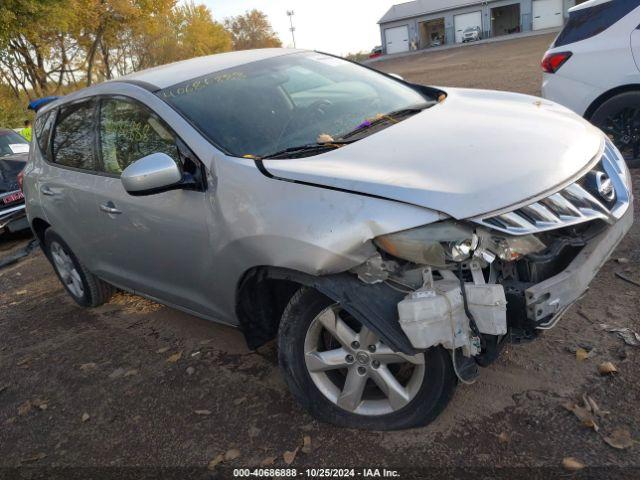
[262,88,604,219]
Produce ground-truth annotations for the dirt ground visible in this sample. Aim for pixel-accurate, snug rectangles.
[373,32,555,96]
[1,33,640,478]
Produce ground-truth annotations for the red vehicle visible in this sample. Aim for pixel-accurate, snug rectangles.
[369,46,383,58]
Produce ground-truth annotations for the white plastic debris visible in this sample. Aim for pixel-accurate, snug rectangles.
[600,324,640,347]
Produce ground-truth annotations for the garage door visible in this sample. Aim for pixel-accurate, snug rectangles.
[532,0,563,30]
[454,11,482,43]
[385,26,409,54]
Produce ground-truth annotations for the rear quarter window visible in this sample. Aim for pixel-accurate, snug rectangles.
[34,111,55,156]
[555,0,639,47]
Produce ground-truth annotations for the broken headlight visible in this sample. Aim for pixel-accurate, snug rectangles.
[375,221,477,267]
[478,233,546,262]
[375,221,547,266]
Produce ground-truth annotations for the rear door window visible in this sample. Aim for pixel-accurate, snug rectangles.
[52,101,98,171]
[98,97,179,175]
[554,0,639,47]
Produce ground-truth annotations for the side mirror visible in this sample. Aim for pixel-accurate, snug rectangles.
[389,73,404,81]
[121,153,182,195]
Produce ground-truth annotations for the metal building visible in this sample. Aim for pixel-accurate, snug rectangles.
[379,0,585,55]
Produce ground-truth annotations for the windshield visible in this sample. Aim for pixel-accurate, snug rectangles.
[158,52,432,158]
[0,130,29,157]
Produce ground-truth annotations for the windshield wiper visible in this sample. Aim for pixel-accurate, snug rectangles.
[259,104,432,159]
[339,105,432,140]
[260,141,353,160]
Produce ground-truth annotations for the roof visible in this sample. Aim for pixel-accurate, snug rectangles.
[117,48,302,90]
[378,0,482,24]
[29,49,307,115]
[569,0,613,12]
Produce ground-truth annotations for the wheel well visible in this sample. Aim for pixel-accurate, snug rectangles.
[235,267,303,350]
[584,84,640,120]
[235,266,417,355]
[31,217,51,245]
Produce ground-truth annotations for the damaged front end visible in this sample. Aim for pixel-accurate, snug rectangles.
[349,139,633,381]
[351,225,519,381]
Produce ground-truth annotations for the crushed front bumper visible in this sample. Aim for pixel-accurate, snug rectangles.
[525,203,634,328]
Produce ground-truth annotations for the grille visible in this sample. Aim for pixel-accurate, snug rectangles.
[474,139,632,236]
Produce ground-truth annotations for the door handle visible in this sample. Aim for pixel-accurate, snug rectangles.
[40,186,57,196]
[99,202,122,215]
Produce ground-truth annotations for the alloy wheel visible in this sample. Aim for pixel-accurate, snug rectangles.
[50,241,84,298]
[303,305,425,416]
[600,106,640,162]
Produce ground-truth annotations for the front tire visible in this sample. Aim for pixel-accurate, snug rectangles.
[278,288,456,430]
[590,91,640,168]
[43,229,114,307]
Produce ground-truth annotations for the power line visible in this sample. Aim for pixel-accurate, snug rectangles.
[286,10,296,48]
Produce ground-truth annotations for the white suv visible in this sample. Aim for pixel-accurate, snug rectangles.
[541,0,640,166]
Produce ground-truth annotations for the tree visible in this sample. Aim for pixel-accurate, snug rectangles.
[345,52,369,63]
[148,2,232,65]
[225,10,282,51]
[178,3,232,58]
[0,0,232,94]
[0,0,80,97]
[0,0,234,125]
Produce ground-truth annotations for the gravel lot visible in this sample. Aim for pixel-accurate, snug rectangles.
[1,33,639,478]
[373,32,555,96]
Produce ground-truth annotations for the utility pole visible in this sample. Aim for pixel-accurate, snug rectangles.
[287,10,296,48]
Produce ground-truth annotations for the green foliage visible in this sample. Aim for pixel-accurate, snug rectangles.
[176,2,232,58]
[345,52,370,63]
[0,2,281,127]
[225,9,283,51]
[145,1,232,67]
[0,84,29,128]
[0,0,70,46]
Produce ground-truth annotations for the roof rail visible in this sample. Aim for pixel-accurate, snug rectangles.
[28,96,60,112]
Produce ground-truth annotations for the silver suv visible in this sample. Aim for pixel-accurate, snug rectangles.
[462,26,481,43]
[24,49,633,430]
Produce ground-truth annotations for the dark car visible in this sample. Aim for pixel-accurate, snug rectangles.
[0,128,29,234]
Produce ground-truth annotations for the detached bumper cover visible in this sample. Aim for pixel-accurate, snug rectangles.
[525,202,634,327]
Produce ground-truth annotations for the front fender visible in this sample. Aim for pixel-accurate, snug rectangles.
[240,266,416,355]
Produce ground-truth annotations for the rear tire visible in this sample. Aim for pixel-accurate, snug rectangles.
[43,229,114,307]
[278,287,456,430]
[590,91,640,168]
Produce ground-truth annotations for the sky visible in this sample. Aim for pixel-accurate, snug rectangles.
[199,0,400,56]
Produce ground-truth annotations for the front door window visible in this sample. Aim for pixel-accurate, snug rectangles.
[98,98,179,175]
